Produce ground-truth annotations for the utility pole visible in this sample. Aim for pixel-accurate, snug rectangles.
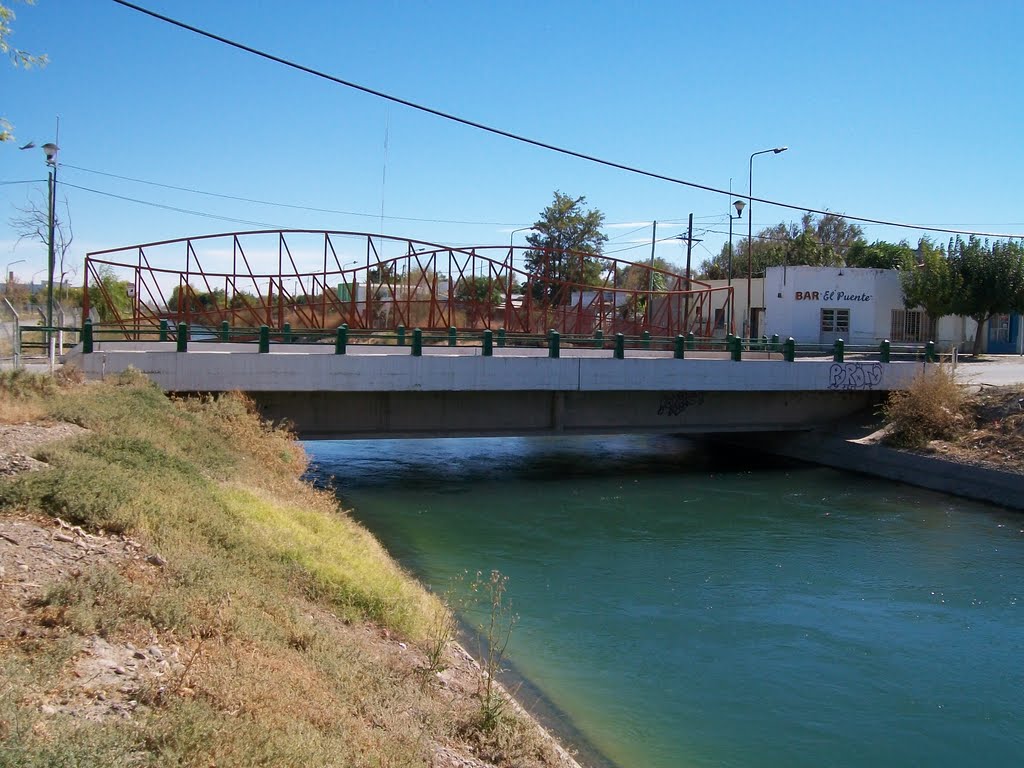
[684,214,694,332]
[671,215,702,335]
[646,221,657,327]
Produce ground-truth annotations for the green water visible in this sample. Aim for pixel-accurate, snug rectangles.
[306,435,1024,768]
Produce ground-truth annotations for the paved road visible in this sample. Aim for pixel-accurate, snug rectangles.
[955,356,1024,387]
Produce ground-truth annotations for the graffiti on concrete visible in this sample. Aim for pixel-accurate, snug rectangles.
[828,362,883,390]
[657,392,705,417]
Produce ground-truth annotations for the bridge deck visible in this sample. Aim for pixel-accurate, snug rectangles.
[64,344,927,438]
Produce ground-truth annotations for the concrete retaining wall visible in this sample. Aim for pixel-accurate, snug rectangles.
[748,431,1024,511]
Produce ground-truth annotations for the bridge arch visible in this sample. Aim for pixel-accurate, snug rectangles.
[84,229,732,337]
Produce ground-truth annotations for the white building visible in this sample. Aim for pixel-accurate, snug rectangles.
[762,265,977,350]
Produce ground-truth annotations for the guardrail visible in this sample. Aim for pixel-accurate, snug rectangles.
[16,325,82,360]
[77,319,937,363]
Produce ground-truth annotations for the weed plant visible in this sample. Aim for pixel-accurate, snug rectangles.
[882,365,969,448]
[472,570,518,732]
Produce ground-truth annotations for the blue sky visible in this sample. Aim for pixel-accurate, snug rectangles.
[2,0,1023,282]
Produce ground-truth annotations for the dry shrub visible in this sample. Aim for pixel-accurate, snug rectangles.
[882,365,969,448]
[0,370,57,423]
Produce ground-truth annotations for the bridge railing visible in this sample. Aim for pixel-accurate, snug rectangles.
[83,229,735,340]
[75,320,937,364]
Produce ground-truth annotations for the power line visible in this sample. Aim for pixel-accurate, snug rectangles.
[110,0,1024,240]
[62,162,681,233]
[606,224,652,242]
[61,181,288,229]
[61,163,521,227]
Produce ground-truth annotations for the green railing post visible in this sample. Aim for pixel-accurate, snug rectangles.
[833,338,844,363]
[771,333,780,352]
[283,322,292,343]
[686,332,695,351]
[82,319,93,354]
[761,335,768,351]
[159,318,169,342]
[448,326,457,347]
[412,328,423,356]
[397,324,406,346]
[594,328,604,348]
[497,327,506,348]
[549,330,560,358]
[335,324,347,355]
[783,337,795,362]
[176,323,188,353]
[614,332,625,360]
[220,320,230,342]
[730,335,742,361]
[880,339,891,363]
[674,334,685,359]
[483,329,493,357]
[926,340,936,363]
[642,330,651,349]
[259,324,270,353]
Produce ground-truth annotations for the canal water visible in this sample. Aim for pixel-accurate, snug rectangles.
[305,436,1024,768]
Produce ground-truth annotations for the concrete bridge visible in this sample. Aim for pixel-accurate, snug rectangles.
[65,341,927,440]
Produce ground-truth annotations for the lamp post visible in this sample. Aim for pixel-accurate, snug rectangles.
[59,266,77,302]
[5,259,25,289]
[508,226,535,271]
[747,146,787,338]
[41,141,60,348]
[727,199,745,334]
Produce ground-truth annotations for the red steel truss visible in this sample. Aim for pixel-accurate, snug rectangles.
[84,230,733,337]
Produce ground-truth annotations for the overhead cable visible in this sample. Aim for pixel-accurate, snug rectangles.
[110,0,1023,239]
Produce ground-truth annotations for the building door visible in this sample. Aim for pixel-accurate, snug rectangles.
[987,313,1020,354]
[750,308,764,339]
[819,308,850,344]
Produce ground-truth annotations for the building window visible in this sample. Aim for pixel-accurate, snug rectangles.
[820,308,850,335]
[890,309,936,342]
[991,313,1011,343]
[714,308,725,329]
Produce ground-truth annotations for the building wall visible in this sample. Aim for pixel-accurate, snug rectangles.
[687,278,764,337]
[763,266,975,349]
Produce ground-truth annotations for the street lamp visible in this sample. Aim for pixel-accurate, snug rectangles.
[59,266,77,301]
[5,259,25,288]
[42,143,59,339]
[727,199,745,333]
[747,146,787,338]
[508,226,535,272]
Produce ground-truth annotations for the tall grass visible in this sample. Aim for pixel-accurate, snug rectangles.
[0,371,563,767]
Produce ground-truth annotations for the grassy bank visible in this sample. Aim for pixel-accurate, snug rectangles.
[0,370,571,767]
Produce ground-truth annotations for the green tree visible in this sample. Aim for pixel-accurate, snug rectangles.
[167,285,227,314]
[89,266,132,322]
[845,240,914,270]
[698,213,863,278]
[947,236,1024,354]
[1,1,47,142]
[614,256,680,290]
[614,257,680,322]
[524,191,608,304]
[899,237,956,323]
[454,275,507,325]
[454,275,504,306]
